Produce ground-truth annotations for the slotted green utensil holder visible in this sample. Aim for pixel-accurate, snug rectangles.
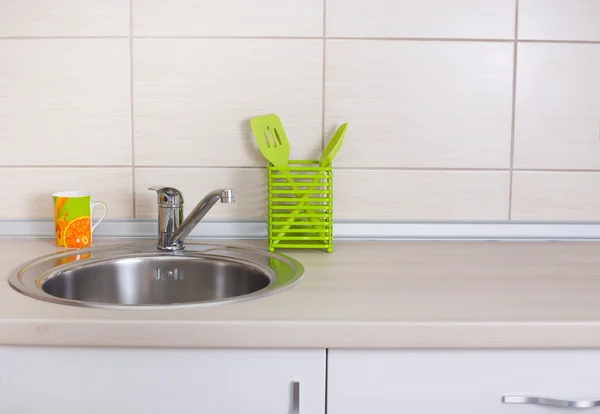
[267,160,333,252]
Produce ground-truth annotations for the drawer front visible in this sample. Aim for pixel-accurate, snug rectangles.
[328,349,600,414]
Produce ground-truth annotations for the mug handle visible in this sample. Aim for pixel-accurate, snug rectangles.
[90,201,107,233]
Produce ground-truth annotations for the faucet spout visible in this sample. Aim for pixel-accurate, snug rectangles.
[167,188,235,250]
[148,187,235,251]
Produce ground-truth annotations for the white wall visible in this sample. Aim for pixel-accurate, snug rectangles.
[1,1,599,222]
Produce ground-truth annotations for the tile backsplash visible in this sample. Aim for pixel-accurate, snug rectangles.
[1,1,599,222]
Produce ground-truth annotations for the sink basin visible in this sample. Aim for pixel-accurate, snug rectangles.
[42,255,271,305]
[9,243,304,309]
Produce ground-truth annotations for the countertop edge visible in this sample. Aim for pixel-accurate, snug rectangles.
[3,320,600,348]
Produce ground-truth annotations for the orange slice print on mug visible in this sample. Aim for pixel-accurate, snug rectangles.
[63,216,91,248]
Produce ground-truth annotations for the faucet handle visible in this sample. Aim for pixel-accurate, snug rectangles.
[148,186,184,207]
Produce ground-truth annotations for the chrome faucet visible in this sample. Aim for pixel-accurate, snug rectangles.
[148,187,235,251]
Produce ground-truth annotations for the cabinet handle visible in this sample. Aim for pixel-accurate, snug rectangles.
[292,381,300,414]
[503,395,600,408]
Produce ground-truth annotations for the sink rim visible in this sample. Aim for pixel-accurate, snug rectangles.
[9,242,304,310]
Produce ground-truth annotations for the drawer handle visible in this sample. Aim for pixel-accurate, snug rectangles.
[503,395,600,408]
[292,381,300,414]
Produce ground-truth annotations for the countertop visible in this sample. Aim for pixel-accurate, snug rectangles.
[2,238,600,348]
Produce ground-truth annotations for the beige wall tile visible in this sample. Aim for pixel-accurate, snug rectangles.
[512,172,600,220]
[0,168,132,219]
[334,170,510,220]
[519,0,600,41]
[327,0,515,39]
[325,40,513,169]
[134,39,322,167]
[133,0,322,37]
[136,168,266,219]
[0,0,129,37]
[0,39,131,166]
[513,43,600,170]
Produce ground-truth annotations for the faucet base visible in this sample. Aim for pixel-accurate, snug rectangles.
[157,241,184,251]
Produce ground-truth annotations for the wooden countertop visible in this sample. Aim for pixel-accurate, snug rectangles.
[2,238,600,348]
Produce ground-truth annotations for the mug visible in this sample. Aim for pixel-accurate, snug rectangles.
[53,191,107,248]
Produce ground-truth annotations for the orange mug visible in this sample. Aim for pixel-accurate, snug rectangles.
[53,191,107,248]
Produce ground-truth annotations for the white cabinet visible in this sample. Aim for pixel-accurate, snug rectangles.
[328,349,600,414]
[8,346,600,414]
[0,346,325,414]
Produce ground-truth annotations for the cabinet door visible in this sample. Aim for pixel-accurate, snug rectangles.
[328,349,600,414]
[0,346,325,414]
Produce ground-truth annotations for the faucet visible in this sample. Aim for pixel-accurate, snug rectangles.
[148,187,235,251]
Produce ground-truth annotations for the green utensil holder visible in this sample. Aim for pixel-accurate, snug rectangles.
[267,160,333,253]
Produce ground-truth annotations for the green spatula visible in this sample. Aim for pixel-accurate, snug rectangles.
[250,114,291,171]
[250,114,305,215]
[251,114,323,237]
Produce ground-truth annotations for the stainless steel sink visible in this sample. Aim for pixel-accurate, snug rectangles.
[9,242,304,309]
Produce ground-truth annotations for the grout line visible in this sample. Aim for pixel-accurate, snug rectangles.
[2,165,600,172]
[0,165,132,168]
[330,37,600,44]
[320,0,327,152]
[133,35,323,40]
[336,167,511,172]
[129,0,137,218]
[133,165,513,171]
[518,39,600,45]
[327,36,514,42]
[508,0,519,220]
[514,168,600,173]
[1,164,600,172]
[0,165,264,169]
[134,35,512,43]
[135,165,266,169]
[0,35,128,40]
[0,35,598,45]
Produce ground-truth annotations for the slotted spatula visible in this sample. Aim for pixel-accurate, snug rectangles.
[250,114,291,170]
[251,114,321,237]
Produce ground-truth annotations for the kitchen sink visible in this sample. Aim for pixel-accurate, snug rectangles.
[9,242,304,310]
